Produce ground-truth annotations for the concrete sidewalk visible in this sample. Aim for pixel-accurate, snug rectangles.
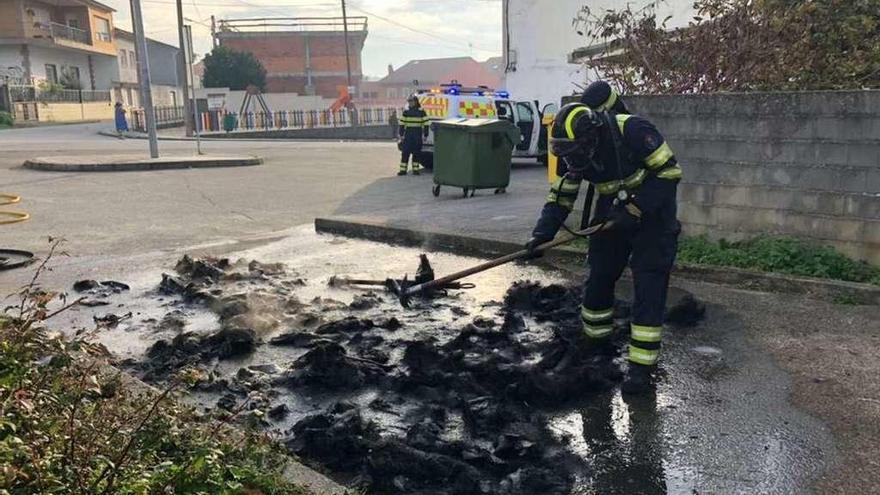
[23,154,262,172]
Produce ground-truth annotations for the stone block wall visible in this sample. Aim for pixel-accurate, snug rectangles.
[627,91,880,264]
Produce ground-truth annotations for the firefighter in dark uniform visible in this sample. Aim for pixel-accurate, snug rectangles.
[525,81,682,394]
[397,95,429,176]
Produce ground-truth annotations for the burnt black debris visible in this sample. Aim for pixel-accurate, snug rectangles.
[276,341,387,390]
[134,256,695,495]
[350,292,383,310]
[138,327,257,381]
[175,254,229,282]
[269,331,322,348]
[665,294,707,327]
[315,316,375,335]
[73,280,131,304]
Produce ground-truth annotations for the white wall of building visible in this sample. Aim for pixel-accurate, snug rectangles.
[503,0,693,105]
[27,45,92,87]
[193,87,333,113]
[114,37,138,84]
[0,46,24,78]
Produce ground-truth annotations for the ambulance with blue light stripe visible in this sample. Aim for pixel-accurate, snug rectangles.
[414,83,556,169]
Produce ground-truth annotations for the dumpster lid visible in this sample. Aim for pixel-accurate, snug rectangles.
[434,118,517,133]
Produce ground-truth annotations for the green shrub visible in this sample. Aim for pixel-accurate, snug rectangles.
[1,241,312,495]
[678,235,880,285]
[0,111,13,127]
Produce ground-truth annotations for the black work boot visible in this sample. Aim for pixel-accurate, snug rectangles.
[581,337,618,358]
[621,363,655,395]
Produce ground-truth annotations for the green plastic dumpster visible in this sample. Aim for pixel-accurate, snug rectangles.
[222,112,237,133]
[432,118,521,198]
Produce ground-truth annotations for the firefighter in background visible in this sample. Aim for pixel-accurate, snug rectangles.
[525,80,682,395]
[397,95,429,176]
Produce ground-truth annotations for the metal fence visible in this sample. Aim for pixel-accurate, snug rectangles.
[130,105,186,131]
[7,85,111,103]
[194,107,399,134]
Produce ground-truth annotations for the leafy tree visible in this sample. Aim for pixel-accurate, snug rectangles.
[202,46,267,91]
[575,0,880,93]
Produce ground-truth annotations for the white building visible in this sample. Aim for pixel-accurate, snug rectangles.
[502,0,694,105]
[92,28,183,109]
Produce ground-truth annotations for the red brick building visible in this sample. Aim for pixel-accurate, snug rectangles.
[214,17,367,99]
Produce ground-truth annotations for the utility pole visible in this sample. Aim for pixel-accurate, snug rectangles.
[341,0,352,89]
[130,0,159,158]
[210,15,217,48]
[177,0,193,137]
[340,0,355,125]
[184,25,201,155]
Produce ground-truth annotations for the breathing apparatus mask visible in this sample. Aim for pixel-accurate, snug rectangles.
[549,103,605,176]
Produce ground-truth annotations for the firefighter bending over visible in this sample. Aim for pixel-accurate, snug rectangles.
[525,81,683,395]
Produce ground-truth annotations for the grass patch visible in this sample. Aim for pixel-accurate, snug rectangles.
[0,111,13,128]
[1,241,313,495]
[677,235,880,285]
[563,233,880,286]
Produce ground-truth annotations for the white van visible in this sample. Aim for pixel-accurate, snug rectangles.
[413,83,556,169]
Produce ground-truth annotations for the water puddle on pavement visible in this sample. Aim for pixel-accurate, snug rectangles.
[43,227,827,494]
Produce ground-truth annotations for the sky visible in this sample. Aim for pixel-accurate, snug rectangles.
[107,0,503,78]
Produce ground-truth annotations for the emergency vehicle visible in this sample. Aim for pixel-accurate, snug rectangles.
[413,83,557,169]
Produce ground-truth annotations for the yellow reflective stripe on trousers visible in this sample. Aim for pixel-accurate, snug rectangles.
[581,306,613,322]
[631,324,662,343]
[657,165,683,180]
[584,323,614,339]
[564,106,590,139]
[629,345,659,365]
[645,142,674,169]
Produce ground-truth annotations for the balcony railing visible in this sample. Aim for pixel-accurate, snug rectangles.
[7,85,111,104]
[46,22,91,45]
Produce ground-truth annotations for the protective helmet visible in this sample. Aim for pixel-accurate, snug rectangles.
[407,95,420,107]
[581,80,628,113]
[550,103,603,158]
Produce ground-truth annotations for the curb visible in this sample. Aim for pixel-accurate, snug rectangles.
[22,155,263,172]
[314,217,880,305]
[98,130,395,143]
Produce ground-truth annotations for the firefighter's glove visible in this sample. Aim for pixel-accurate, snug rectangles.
[396,139,403,151]
[603,202,642,232]
[524,236,553,260]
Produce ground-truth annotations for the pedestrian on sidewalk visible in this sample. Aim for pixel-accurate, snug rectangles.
[525,80,683,395]
[114,102,128,138]
[397,95,429,176]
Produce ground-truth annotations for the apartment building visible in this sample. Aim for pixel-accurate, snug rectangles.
[0,0,117,89]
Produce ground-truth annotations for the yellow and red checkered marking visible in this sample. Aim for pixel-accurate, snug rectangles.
[419,96,449,118]
[458,100,496,118]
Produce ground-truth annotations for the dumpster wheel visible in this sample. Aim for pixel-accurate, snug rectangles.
[432,184,441,197]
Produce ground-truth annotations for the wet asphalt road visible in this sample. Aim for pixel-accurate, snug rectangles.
[10,227,833,494]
